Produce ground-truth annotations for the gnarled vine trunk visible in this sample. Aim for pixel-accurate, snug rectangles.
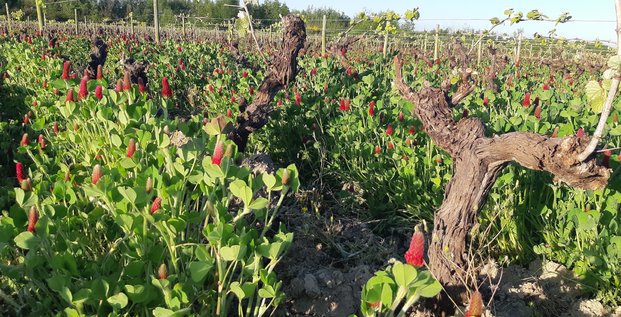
[393,57,610,301]
[86,38,107,80]
[229,15,306,151]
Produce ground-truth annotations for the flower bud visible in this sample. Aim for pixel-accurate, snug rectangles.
[158,263,168,279]
[151,197,162,214]
[146,176,153,194]
[92,164,103,185]
[38,134,45,149]
[20,133,29,147]
[27,206,38,233]
[20,178,32,191]
[281,169,290,186]
[127,138,136,158]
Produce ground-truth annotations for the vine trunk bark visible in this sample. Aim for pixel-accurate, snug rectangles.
[393,57,610,307]
[229,15,306,151]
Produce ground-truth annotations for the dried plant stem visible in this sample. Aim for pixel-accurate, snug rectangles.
[577,0,621,161]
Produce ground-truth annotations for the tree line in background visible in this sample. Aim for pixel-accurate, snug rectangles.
[0,0,370,31]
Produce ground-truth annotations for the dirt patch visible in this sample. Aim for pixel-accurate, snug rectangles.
[274,199,409,316]
[274,200,620,317]
[478,259,619,317]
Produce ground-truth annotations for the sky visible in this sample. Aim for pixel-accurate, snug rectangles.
[281,0,617,43]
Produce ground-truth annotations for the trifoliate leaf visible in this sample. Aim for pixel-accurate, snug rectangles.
[585,80,606,114]
[608,55,621,71]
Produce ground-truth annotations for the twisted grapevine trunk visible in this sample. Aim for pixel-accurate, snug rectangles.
[229,15,306,151]
[393,58,610,300]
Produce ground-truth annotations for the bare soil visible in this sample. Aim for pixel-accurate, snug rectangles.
[273,198,621,317]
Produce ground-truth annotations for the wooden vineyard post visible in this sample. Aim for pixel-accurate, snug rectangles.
[516,32,522,65]
[423,32,428,51]
[440,39,444,54]
[321,14,326,55]
[153,0,160,45]
[74,8,78,34]
[227,20,232,45]
[181,14,186,39]
[433,24,439,60]
[130,12,134,35]
[383,32,389,57]
[35,0,43,33]
[477,32,483,66]
[5,3,11,34]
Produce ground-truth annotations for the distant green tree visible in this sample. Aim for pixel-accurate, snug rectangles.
[158,0,191,25]
[129,1,151,24]
[210,0,239,20]
[1,0,22,10]
[2,0,288,27]
[248,0,289,28]
[292,6,349,34]
[14,0,37,22]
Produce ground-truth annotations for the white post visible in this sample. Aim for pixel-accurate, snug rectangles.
[433,24,439,60]
[383,32,389,57]
[153,0,160,45]
[516,32,523,65]
[5,3,11,34]
[477,33,483,66]
[321,15,326,55]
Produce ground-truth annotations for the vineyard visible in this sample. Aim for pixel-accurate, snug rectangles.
[1,3,621,317]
